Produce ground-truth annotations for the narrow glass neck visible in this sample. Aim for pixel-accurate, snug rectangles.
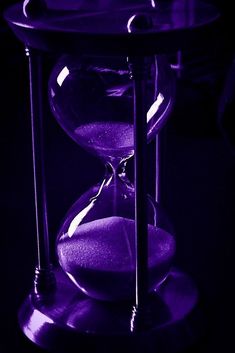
[105,159,128,179]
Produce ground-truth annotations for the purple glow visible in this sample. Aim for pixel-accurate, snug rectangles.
[147,93,164,123]
[57,66,69,87]
[25,309,54,341]
[90,66,128,76]
[151,0,156,9]
[23,0,30,17]
[67,201,95,237]
[57,217,175,301]
[67,179,107,237]
[106,84,131,97]
[19,269,199,347]
[47,30,175,305]
[45,0,151,11]
[49,55,174,150]
[127,15,137,33]
[74,122,134,160]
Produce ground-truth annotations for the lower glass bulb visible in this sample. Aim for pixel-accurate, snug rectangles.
[56,168,175,301]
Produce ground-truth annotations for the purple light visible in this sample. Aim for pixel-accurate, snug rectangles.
[147,93,164,123]
[57,66,69,87]
[67,179,107,238]
[107,84,131,97]
[67,201,95,238]
[127,15,137,33]
[57,217,175,301]
[25,309,54,340]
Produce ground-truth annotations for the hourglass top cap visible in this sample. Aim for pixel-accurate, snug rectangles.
[5,1,219,56]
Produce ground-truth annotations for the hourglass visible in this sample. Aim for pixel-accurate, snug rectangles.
[5,0,220,352]
[49,54,175,302]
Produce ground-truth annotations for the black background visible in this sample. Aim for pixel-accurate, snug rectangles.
[1,1,235,353]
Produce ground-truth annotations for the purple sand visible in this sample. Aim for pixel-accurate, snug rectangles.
[74,122,134,159]
[57,216,175,301]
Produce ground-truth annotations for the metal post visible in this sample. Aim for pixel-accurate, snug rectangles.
[155,135,161,203]
[129,56,150,332]
[26,47,55,295]
[134,59,148,310]
[127,13,153,333]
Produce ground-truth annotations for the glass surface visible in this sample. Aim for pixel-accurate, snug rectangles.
[49,55,174,163]
[46,0,156,11]
[49,54,175,301]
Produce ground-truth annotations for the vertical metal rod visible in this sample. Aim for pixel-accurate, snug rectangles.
[26,48,50,271]
[133,68,148,311]
[155,135,161,203]
[128,55,150,333]
[127,20,153,322]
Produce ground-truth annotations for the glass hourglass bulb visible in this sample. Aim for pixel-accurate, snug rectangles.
[49,54,175,301]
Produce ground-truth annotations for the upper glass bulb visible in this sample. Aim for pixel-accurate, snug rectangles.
[49,55,174,163]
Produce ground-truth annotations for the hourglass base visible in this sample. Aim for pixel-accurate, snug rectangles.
[18,268,204,353]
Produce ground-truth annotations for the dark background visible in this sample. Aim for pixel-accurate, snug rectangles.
[1,1,235,353]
